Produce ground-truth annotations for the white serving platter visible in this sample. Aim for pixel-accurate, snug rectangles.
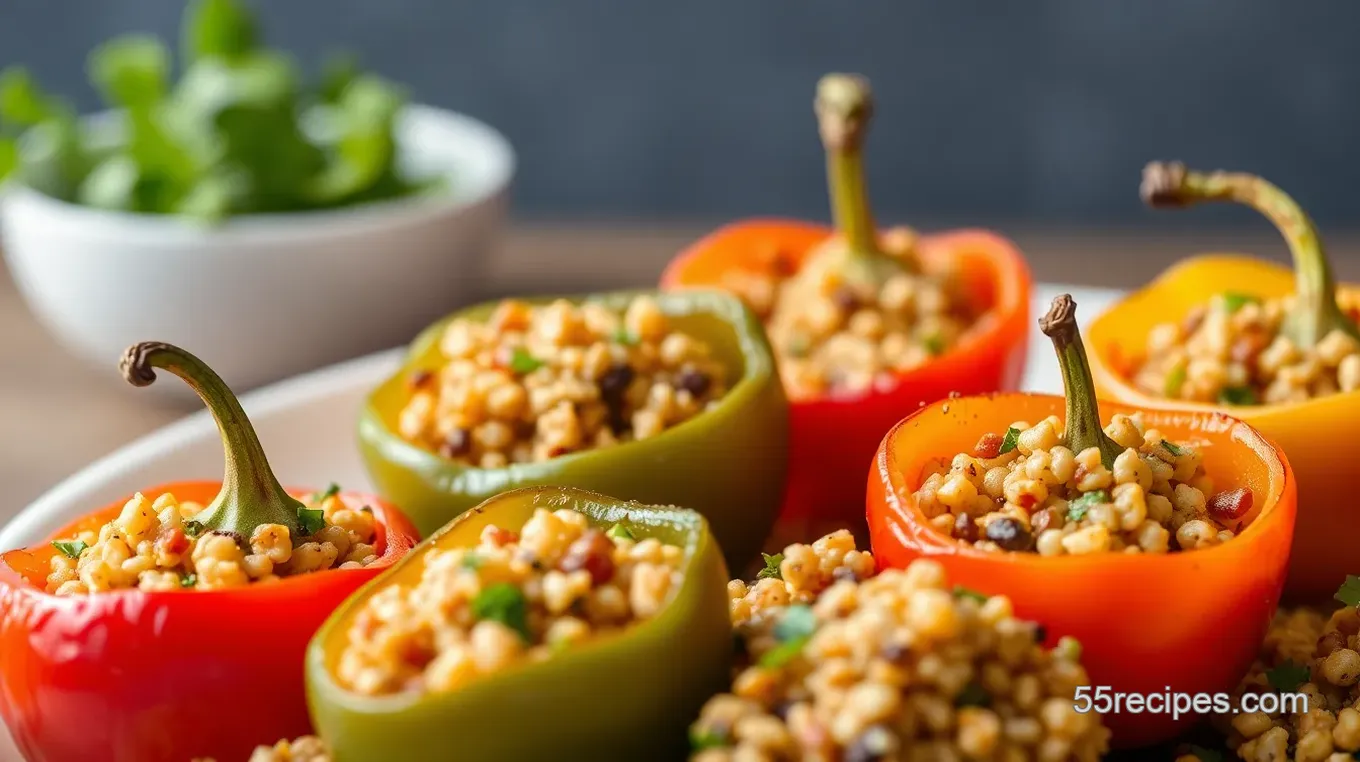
[0,283,1121,761]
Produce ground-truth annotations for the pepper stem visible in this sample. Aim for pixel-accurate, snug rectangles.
[1141,161,1359,347]
[816,73,880,256]
[120,341,309,544]
[1039,296,1123,469]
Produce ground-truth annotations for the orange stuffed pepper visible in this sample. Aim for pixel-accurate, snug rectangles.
[866,295,1296,745]
[1088,162,1360,602]
[662,73,1031,538]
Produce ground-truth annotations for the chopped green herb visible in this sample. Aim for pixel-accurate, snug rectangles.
[52,540,88,559]
[688,727,729,751]
[1164,363,1188,397]
[182,520,205,538]
[472,583,531,642]
[773,605,817,642]
[1160,440,1183,457]
[460,553,483,570]
[953,585,989,604]
[316,483,341,503]
[605,523,635,542]
[180,572,197,588]
[1066,490,1110,523]
[757,552,783,580]
[1221,292,1261,314]
[1336,575,1360,608]
[611,328,638,346]
[922,333,946,356]
[1265,660,1310,693]
[758,636,811,669]
[1218,386,1259,406]
[508,348,545,375]
[1186,745,1223,762]
[296,505,326,536]
[998,427,1021,455]
[955,681,991,707]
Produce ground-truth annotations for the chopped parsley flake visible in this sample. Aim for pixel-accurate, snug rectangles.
[508,348,545,375]
[1066,490,1110,523]
[1336,575,1360,607]
[998,427,1021,455]
[52,540,88,559]
[953,585,988,604]
[296,505,326,536]
[1265,660,1310,693]
[472,583,531,642]
[757,552,783,580]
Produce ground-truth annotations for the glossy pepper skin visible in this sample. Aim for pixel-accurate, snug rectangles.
[1088,162,1360,603]
[660,75,1031,537]
[305,486,732,762]
[357,289,788,571]
[0,341,420,762]
[866,297,1296,746]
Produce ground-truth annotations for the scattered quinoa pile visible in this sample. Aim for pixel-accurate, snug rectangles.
[44,488,378,594]
[690,532,1111,761]
[720,228,977,399]
[1214,577,1360,762]
[913,411,1249,556]
[398,296,730,467]
[1132,292,1360,406]
[335,508,684,696]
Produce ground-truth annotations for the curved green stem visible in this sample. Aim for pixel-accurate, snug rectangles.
[1141,161,1359,347]
[1039,295,1123,469]
[120,341,310,543]
[813,73,898,279]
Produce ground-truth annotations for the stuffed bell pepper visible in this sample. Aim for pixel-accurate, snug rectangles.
[0,342,419,762]
[357,289,788,571]
[866,296,1297,745]
[304,485,731,762]
[1087,161,1360,603]
[660,72,1031,537]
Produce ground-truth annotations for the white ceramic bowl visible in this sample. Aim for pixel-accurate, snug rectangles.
[0,105,514,402]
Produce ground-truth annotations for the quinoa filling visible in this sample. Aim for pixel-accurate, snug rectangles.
[335,508,685,696]
[45,487,379,594]
[914,412,1247,555]
[398,296,730,467]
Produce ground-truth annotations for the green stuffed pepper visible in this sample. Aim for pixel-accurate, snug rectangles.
[357,289,789,570]
[304,486,732,762]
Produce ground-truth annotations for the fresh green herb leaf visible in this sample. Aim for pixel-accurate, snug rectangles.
[0,68,57,126]
[0,137,16,181]
[52,540,89,559]
[472,583,531,642]
[316,483,341,503]
[1186,745,1223,762]
[758,636,811,669]
[182,0,258,65]
[460,553,483,570]
[688,727,729,751]
[1160,440,1183,457]
[953,585,988,604]
[180,572,197,588]
[1265,660,1311,693]
[757,552,783,580]
[922,333,946,356]
[1218,386,1259,406]
[182,519,205,538]
[773,605,817,643]
[611,328,638,346]
[998,427,1021,455]
[296,505,326,536]
[1066,490,1110,523]
[318,52,359,104]
[88,35,170,111]
[605,523,635,541]
[1221,292,1261,314]
[1164,364,1188,398]
[509,348,545,375]
[1336,575,1360,608]
[955,681,991,707]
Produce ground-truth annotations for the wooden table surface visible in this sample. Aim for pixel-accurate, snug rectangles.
[4,222,1359,528]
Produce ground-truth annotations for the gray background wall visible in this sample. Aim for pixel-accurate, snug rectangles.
[3,1,1356,229]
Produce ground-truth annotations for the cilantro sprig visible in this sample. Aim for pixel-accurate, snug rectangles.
[472,583,531,642]
[1335,575,1360,608]
[52,540,88,559]
[1066,490,1109,523]
[1265,660,1311,693]
[998,427,1021,455]
[757,552,783,580]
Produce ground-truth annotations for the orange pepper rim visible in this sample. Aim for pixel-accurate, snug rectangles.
[0,481,415,596]
[873,392,1292,569]
[1087,253,1360,418]
[662,219,1033,407]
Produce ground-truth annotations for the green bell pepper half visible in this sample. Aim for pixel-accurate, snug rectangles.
[356,288,789,571]
[305,486,732,762]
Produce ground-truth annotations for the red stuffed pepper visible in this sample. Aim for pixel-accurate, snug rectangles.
[661,73,1031,538]
[0,342,420,762]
